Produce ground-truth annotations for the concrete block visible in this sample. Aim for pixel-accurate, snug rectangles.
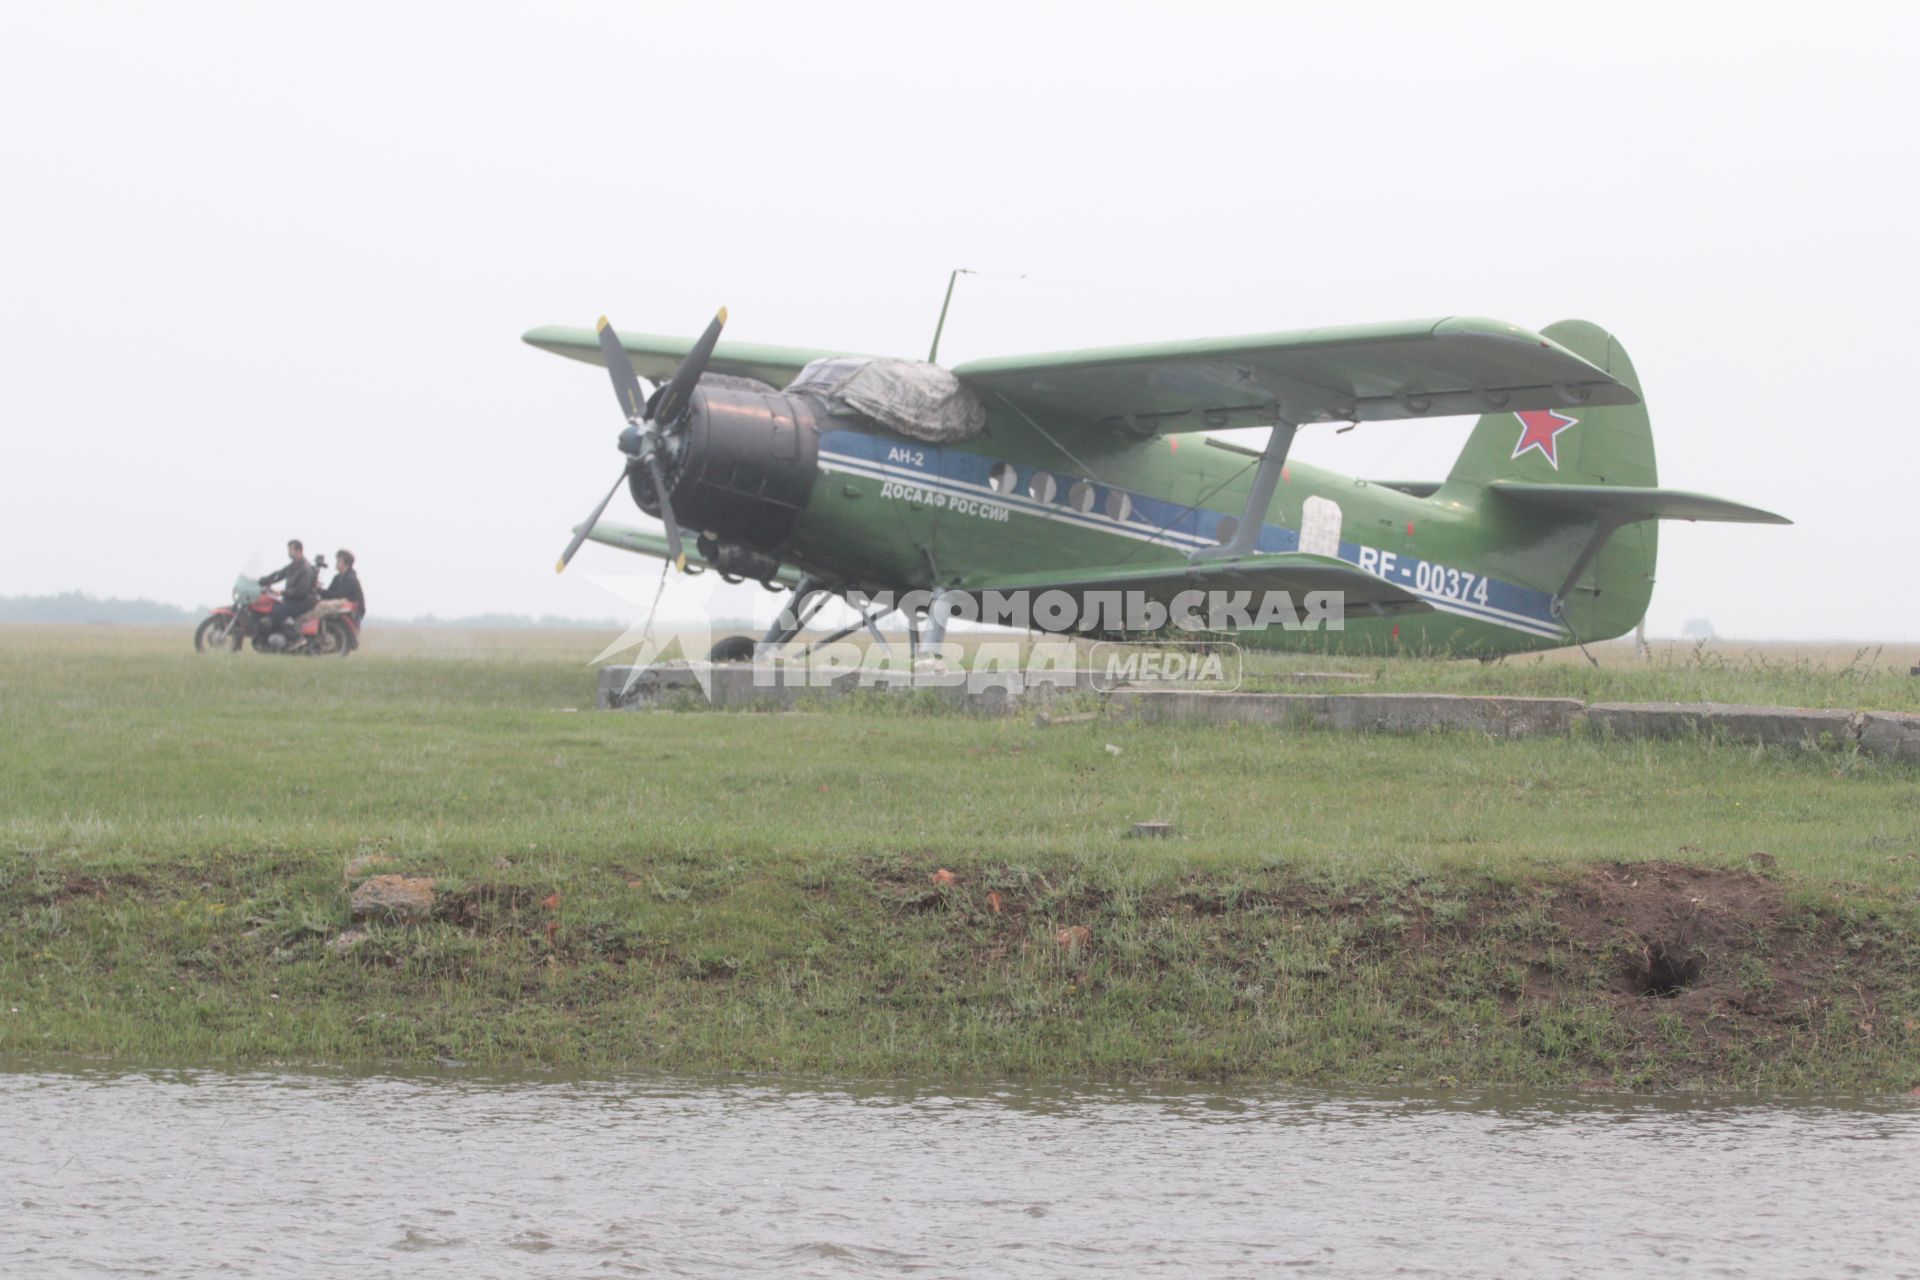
[1109,690,1321,726]
[598,663,1108,714]
[1110,690,1581,737]
[597,663,852,711]
[1316,693,1584,738]
[1586,702,1855,747]
[1856,711,1920,762]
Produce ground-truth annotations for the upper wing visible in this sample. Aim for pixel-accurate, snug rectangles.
[953,316,1638,434]
[955,552,1428,615]
[1487,483,1791,525]
[523,325,846,389]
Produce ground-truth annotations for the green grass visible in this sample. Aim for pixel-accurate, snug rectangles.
[1235,639,1920,711]
[2,625,1917,1090]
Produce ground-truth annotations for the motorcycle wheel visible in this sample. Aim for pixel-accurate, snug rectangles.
[194,615,241,653]
[311,617,353,657]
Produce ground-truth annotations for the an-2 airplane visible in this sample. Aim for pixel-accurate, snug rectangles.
[527,307,1787,660]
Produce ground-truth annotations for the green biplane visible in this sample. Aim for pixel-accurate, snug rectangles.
[526,308,1786,658]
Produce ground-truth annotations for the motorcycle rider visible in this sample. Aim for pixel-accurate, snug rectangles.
[323,549,364,619]
[258,539,318,638]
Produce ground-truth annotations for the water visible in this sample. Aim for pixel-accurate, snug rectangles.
[2,1068,1916,1278]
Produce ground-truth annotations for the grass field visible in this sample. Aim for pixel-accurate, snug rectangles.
[733,626,1920,711]
[1237,638,1920,710]
[2,624,1917,1090]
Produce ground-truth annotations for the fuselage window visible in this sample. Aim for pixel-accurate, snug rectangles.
[1214,514,1239,546]
[1067,481,1096,513]
[1028,472,1058,503]
[1105,490,1133,522]
[988,462,1018,495]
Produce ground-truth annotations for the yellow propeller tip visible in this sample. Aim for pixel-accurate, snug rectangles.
[716,307,728,325]
[674,554,688,572]
[595,316,611,332]
[554,558,568,574]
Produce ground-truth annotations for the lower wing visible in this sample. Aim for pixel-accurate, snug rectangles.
[953,552,1429,626]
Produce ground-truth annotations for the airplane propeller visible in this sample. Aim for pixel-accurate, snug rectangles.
[555,308,727,574]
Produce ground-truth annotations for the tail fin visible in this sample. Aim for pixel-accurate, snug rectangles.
[1443,320,1660,641]
[1445,320,1656,490]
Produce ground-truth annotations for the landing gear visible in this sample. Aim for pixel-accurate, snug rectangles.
[752,576,929,665]
[759,576,833,650]
[699,577,837,664]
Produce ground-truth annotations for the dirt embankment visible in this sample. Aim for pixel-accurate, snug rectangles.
[14,856,1916,1087]
[1539,862,1907,1065]
[859,856,1917,1087]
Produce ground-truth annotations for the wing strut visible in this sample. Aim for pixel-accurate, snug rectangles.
[1189,418,1298,562]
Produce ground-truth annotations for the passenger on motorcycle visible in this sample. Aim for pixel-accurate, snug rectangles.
[258,539,318,636]
[324,549,364,620]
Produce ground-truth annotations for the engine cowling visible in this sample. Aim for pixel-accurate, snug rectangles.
[630,387,821,552]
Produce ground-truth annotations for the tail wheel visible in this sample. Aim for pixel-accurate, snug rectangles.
[194,615,240,653]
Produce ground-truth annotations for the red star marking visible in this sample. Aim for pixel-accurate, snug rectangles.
[1511,410,1578,470]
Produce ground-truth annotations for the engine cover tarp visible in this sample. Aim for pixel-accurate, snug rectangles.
[786,357,987,442]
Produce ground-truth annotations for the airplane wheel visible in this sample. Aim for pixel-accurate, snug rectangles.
[709,635,757,663]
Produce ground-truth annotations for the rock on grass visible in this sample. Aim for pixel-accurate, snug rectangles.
[349,874,435,923]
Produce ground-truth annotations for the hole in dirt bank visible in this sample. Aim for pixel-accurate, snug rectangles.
[1627,939,1704,997]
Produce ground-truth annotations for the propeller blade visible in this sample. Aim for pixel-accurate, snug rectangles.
[554,466,632,573]
[596,317,649,422]
[642,447,687,572]
[649,306,727,427]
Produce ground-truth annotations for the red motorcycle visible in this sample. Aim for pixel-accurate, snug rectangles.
[195,574,359,656]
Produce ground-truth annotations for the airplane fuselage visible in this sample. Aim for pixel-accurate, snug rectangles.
[774,411,1635,656]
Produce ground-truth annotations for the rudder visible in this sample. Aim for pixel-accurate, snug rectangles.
[1443,320,1659,642]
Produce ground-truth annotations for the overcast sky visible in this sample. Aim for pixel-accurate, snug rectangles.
[3,1,1914,639]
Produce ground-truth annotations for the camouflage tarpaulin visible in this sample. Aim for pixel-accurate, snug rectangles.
[786,357,988,442]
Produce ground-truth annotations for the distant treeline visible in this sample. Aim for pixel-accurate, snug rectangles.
[403,613,626,631]
[0,592,200,624]
[0,593,742,632]
[405,614,757,631]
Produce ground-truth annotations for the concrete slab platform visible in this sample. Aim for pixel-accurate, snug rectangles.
[1856,711,1920,762]
[596,663,843,711]
[597,664,1109,714]
[592,665,1918,763]
[1585,702,1856,747]
[1110,690,1584,737]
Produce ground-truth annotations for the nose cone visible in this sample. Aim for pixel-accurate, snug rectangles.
[616,424,644,457]
[652,387,820,551]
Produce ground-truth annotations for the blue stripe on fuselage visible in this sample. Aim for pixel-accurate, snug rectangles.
[816,429,1564,637]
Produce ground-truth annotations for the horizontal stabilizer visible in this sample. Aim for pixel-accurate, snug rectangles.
[957,552,1428,617]
[1487,483,1790,525]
